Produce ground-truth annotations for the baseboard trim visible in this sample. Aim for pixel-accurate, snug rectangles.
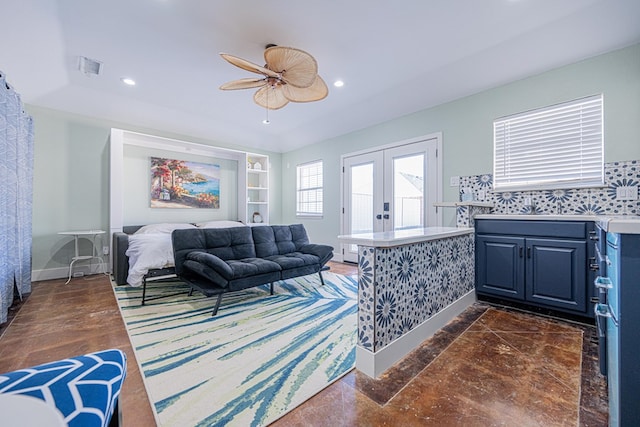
[31,264,110,282]
[356,289,476,378]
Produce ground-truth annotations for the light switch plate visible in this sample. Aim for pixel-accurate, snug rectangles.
[450,176,460,187]
[616,186,638,200]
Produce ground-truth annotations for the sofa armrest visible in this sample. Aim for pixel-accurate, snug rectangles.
[112,232,131,285]
[300,243,334,266]
[186,251,233,280]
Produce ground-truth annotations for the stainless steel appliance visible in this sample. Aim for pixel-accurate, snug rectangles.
[594,229,640,426]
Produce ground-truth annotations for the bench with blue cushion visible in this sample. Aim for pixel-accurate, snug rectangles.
[0,348,126,427]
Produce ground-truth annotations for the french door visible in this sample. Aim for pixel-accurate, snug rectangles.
[342,136,441,263]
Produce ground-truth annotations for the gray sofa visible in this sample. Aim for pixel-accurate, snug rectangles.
[172,224,334,315]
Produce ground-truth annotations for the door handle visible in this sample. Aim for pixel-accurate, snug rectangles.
[594,305,608,337]
[376,214,382,220]
[594,303,618,326]
[383,214,390,219]
[594,277,612,290]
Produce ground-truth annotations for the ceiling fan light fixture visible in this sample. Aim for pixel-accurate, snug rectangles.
[219,45,328,110]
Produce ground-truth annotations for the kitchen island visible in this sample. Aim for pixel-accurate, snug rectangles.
[338,227,476,378]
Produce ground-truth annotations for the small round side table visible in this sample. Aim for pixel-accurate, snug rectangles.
[58,230,106,284]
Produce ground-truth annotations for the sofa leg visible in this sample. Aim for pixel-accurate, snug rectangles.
[211,293,223,316]
[318,271,326,286]
[141,278,147,305]
[270,282,274,295]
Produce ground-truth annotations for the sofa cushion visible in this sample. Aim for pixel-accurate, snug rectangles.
[263,252,320,270]
[173,227,256,275]
[184,252,281,288]
[252,224,310,257]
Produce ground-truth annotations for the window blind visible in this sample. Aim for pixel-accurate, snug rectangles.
[296,160,323,216]
[493,94,603,191]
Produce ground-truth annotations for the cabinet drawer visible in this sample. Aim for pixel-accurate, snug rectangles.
[476,220,588,239]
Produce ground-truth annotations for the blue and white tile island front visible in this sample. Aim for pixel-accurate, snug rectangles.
[338,227,476,378]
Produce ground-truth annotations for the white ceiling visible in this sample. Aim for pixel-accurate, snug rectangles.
[3,0,639,153]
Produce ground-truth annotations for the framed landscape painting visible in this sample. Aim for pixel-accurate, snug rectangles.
[150,157,220,209]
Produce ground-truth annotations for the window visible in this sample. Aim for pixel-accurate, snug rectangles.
[493,94,603,191]
[297,160,323,217]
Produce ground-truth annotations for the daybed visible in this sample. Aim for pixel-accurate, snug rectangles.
[172,224,334,315]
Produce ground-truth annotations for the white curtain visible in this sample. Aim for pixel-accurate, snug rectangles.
[0,72,34,324]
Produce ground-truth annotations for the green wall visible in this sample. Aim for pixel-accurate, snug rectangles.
[27,107,282,276]
[281,43,640,253]
[26,43,639,277]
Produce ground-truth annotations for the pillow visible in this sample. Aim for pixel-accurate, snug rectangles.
[133,222,197,235]
[196,220,245,229]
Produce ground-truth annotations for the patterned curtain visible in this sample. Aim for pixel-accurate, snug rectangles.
[0,72,34,324]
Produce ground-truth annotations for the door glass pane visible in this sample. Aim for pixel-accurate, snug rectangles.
[350,163,374,251]
[393,154,424,230]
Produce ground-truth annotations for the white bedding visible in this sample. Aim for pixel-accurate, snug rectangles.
[124,221,246,287]
[125,233,174,287]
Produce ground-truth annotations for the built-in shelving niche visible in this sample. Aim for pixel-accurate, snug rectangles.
[109,129,270,267]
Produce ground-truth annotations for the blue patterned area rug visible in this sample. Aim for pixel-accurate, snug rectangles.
[113,272,357,427]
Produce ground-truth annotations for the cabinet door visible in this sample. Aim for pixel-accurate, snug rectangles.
[476,235,525,299]
[525,238,586,313]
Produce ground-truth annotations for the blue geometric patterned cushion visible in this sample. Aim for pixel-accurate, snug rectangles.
[0,349,126,427]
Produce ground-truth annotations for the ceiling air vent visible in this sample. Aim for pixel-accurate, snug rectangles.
[78,56,103,76]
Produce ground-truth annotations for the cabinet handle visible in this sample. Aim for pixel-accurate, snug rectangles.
[519,247,523,258]
[527,247,531,258]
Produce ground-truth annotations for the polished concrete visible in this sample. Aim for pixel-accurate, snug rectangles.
[0,262,607,426]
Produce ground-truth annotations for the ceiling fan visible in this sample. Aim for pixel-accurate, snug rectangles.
[219,44,328,110]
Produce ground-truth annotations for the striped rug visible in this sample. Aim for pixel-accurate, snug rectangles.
[113,272,357,426]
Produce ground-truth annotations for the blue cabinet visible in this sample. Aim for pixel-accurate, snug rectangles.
[476,235,524,299]
[475,220,594,318]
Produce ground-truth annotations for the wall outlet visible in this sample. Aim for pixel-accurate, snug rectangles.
[72,271,84,278]
[477,190,486,201]
[449,176,460,187]
[524,196,532,206]
[616,186,638,200]
[460,187,473,201]
[103,246,110,255]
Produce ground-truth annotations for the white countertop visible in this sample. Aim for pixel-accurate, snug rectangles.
[595,216,640,234]
[338,227,474,247]
[474,214,640,234]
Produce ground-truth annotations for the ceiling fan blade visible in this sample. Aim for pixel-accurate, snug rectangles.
[281,76,329,103]
[220,78,266,90]
[254,86,289,110]
[220,53,279,78]
[264,46,318,88]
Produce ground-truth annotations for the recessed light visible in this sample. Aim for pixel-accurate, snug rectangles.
[121,77,136,86]
[262,119,270,125]
[333,80,344,88]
